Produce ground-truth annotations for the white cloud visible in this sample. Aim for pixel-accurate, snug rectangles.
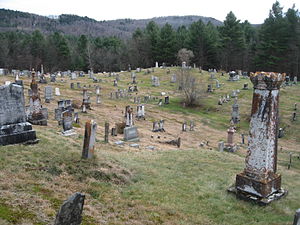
[0,0,298,24]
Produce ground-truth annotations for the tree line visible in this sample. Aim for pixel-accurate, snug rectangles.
[0,1,299,77]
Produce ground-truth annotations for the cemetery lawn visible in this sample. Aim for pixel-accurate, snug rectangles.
[0,68,299,225]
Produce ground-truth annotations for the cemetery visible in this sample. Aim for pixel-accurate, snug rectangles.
[0,66,299,224]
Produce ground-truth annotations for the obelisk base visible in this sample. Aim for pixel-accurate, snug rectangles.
[228,172,288,205]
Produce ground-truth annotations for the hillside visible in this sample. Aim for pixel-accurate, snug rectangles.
[0,8,223,38]
[0,68,299,224]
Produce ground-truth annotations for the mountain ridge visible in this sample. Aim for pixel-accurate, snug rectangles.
[0,8,223,38]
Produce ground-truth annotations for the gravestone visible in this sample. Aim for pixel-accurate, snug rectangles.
[55,87,61,96]
[82,120,97,159]
[218,141,224,152]
[231,98,240,124]
[71,72,77,80]
[28,69,48,125]
[182,122,187,131]
[152,76,160,87]
[81,88,91,110]
[74,112,79,124]
[164,96,170,104]
[171,74,177,83]
[293,209,300,225]
[124,126,139,141]
[294,76,298,84]
[125,106,134,127]
[54,192,85,225]
[44,86,53,103]
[136,105,145,120]
[190,121,195,131]
[50,74,56,82]
[77,82,81,89]
[155,62,158,68]
[104,122,109,143]
[62,110,75,136]
[216,80,220,88]
[0,84,37,145]
[207,84,213,93]
[243,83,249,90]
[231,72,287,204]
[225,126,237,152]
[70,83,74,89]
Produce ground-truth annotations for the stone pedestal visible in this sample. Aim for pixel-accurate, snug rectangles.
[230,72,287,204]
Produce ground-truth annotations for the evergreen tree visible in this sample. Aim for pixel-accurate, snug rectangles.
[219,11,245,71]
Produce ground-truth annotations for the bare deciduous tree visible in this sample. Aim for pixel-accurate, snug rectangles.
[177,48,194,66]
[177,68,205,106]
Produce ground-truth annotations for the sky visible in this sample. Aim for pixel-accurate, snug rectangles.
[0,0,298,24]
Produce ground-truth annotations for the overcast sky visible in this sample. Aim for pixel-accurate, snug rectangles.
[0,0,298,24]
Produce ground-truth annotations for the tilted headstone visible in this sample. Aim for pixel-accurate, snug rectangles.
[82,120,97,159]
[54,192,85,225]
[233,72,287,204]
[0,84,37,145]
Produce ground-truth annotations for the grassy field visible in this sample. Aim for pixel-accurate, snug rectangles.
[0,68,299,225]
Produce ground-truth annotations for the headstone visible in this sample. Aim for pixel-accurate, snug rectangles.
[82,120,97,159]
[113,80,118,87]
[293,209,300,225]
[190,121,195,131]
[77,82,81,89]
[28,69,48,125]
[182,122,187,132]
[73,112,79,124]
[218,141,224,152]
[232,72,287,204]
[243,83,249,90]
[216,80,220,88]
[278,127,284,138]
[55,87,61,96]
[225,126,237,152]
[155,62,158,68]
[0,84,37,145]
[171,74,177,83]
[44,86,53,103]
[54,192,85,225]
[164,96,170,104]
[71,72,77,80]
[50,74,56,82]
[207,84,213,93]
[294,76,298,84]
[62,110,75,136]
[231,98,240,124]
[136,105,145,120]
[125,106,134,127]
[104,122,109,143]
[81,88,91,110]
[70,83,74,89]
[124,126,139,141]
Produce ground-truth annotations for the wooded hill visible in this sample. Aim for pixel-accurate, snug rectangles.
[0,8,222,38]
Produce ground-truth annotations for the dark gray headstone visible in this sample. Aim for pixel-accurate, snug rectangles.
[0,84,36,145]
[54,192,85,225]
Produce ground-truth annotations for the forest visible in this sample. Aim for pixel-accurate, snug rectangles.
[0,1,299,77]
